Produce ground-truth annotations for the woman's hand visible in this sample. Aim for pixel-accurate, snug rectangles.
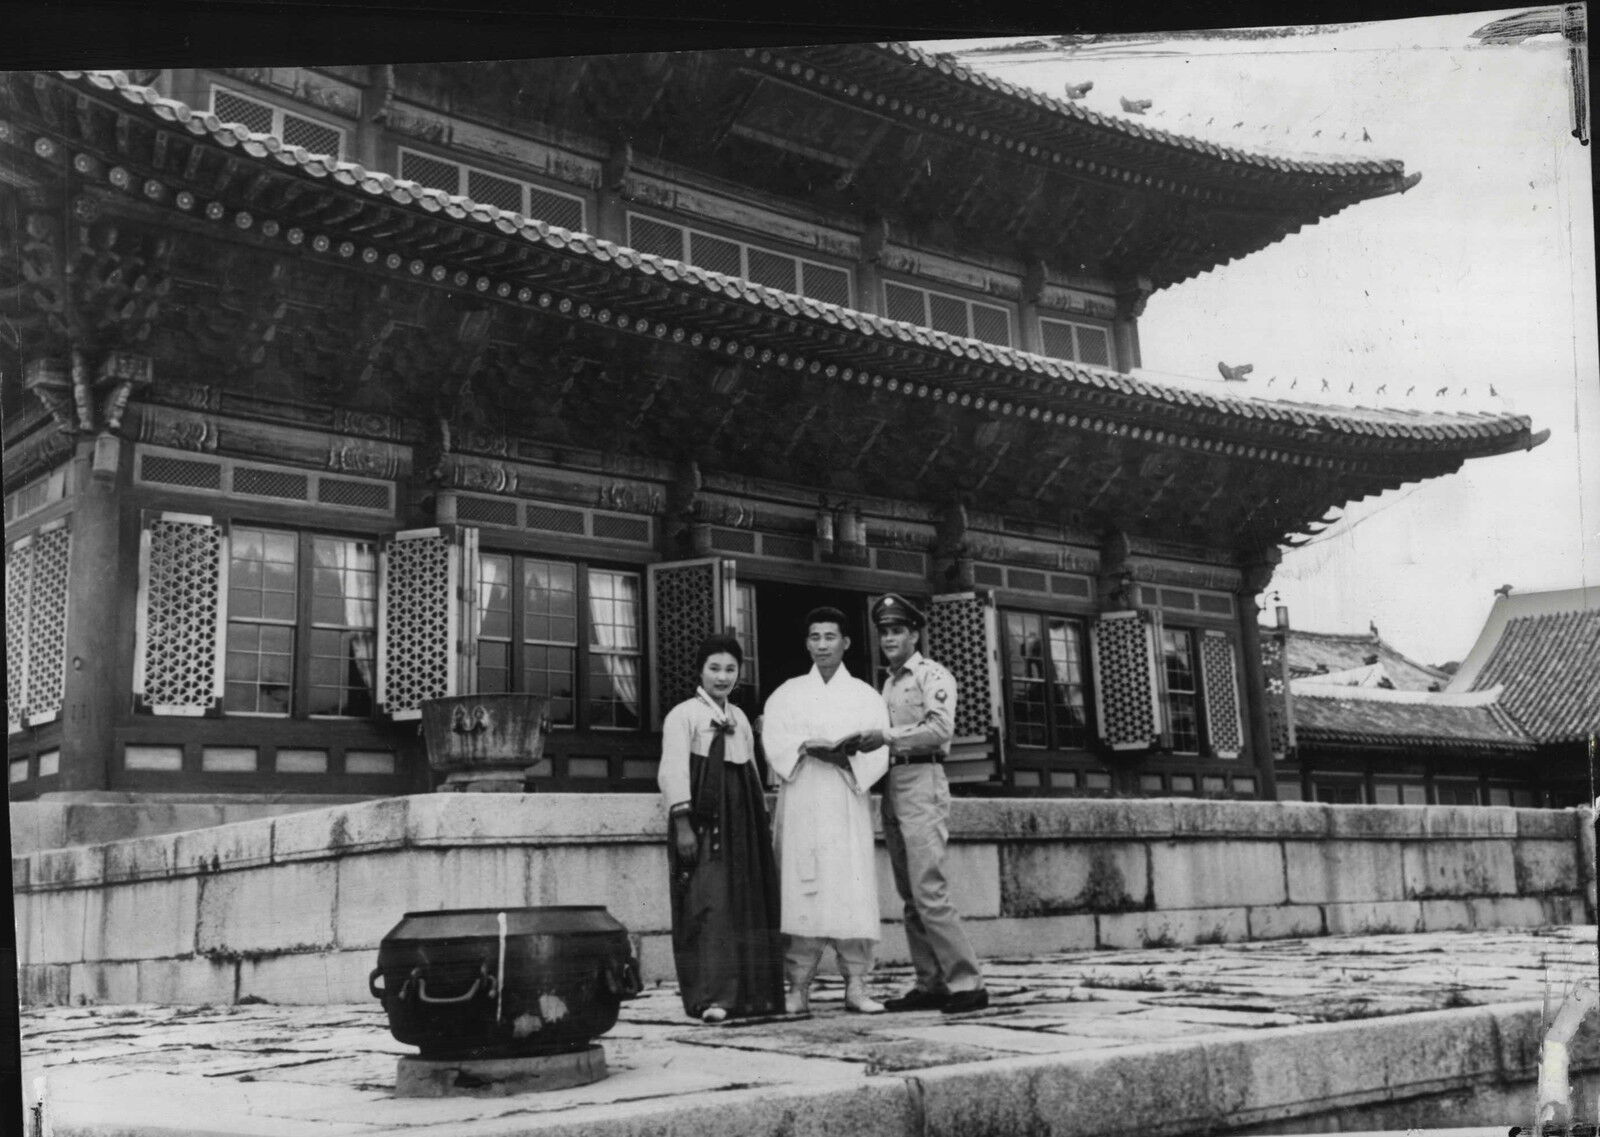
[673,814,699,864]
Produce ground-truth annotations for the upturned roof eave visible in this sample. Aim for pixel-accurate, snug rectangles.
[32,69,1536,467]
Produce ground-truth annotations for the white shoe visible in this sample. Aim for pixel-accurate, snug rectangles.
[785,987,811,1015]
[845,980,885,1015]
[701,1006,728,1024]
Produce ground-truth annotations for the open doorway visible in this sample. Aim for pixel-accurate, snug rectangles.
[743,581,877,712]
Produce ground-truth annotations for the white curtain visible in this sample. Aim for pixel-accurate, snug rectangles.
[316,539,378,700]
[589,574,640,721]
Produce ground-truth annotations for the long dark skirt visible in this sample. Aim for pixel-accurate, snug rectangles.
[668,755,784,1018]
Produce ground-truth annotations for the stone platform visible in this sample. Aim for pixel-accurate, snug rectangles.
[19,927,1600,1137]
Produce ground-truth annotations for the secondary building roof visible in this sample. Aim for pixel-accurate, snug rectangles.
[1283,627,1450,692]
[1289,685,1537,754]
[1450,588,1600,745]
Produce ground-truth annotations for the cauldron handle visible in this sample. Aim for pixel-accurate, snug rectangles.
[601,957,643,1000]
[368,967,387,1000]
[409,965,497,1005]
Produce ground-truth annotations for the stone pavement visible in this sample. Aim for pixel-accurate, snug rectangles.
[19,926,1600,1137]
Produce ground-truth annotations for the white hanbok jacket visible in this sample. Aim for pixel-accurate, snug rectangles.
[761,665,890,940]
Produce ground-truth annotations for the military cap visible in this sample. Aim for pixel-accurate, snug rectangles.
[872,593,926,629]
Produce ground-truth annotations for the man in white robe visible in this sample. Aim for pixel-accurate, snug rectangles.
[761,606,890,1014]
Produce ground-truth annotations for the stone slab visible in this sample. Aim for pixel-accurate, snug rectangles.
[1150,840,1286,909]
[135,957,240,1005]
[1420,898,1475,932]
[1515,839,1582,894]
[30,843,106,889]
[236,949,377,1005]
[874,842,1000,921]
[1168,799,1330,838]
[103,832,185,883]
[84,878,200,961]
[1401,840,1517,899]
[1285,840,1406,905]
[1097,906,1250,949]
[395,1045,607,1097]
[952,797,1176,840]
[174,819,275,877]
[196,862,337,956]
[998,840,1147,917]
[68,960,141,1005]
[1322,900,1425,936]
[1518,807,1579,840]
[404,792,666,847]
[271,798,411,863]
[1246,904,1323,940]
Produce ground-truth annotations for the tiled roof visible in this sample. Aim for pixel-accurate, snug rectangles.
[49,70,1541,456]
[1471,609,1600,744]
[1283,629,1448,692]
[875,42,1407,181]
[1292,690,1536,753]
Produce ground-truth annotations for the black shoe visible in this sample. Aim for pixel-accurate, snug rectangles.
[941,988,990,1015]
[883,988,949,1012]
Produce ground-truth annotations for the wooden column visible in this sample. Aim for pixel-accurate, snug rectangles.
[1236,555,1281,800]
[55,439,125,791]
[595,141,631,246]
[857,217,889,317]
[1113,277,1152,374]
[1018,258,1047,355]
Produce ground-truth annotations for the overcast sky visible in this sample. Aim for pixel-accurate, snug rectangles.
[926,8,1597,666]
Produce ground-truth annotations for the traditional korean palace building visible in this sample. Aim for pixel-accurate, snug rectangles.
[2,53,1549,803]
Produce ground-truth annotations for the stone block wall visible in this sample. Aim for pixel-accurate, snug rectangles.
[12,796,1596,1005]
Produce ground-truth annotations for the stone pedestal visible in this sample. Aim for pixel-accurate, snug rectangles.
[395,1044,607,1098]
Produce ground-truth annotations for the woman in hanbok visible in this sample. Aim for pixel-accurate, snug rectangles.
[658,634,784,1022]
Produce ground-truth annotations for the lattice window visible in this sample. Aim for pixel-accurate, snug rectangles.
[6,541,32,733]
[874,549,926,576]
[647,558,732,727]
[377,528,458,721]
[1040,316,1114,368]
[399,148,587,228]
[1090,612,1161,751]
[1199,630,1244,759]
[212,85,345,160]
[25,526,71,726]
[626,212,851,304]
[628,215,686,260]
[926,592,1003,745]
[135,514,227,716]
[802,262,851,307]
[884,280,1014,347]
[526,504,586,534]
[527,185,584,232]
[591,513,651,544]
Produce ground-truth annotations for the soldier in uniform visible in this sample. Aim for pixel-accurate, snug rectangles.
[854,594,989,1014]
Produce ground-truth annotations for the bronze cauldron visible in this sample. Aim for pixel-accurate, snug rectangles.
[420,694,550,792]
[369,907,641,1059]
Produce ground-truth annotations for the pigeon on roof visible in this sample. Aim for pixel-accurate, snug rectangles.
[1120,96,1153,114]
[1217,362,1253,382]
[1064,80,1093,100]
